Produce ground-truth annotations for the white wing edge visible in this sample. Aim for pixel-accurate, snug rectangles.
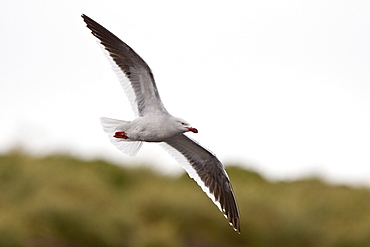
[100,117,143,157]
[95,39,139,116]
[160,142,224,214]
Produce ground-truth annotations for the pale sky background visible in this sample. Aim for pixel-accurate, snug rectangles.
[1,1,370,186]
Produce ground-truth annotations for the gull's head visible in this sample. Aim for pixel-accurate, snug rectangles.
[175,118,198,134]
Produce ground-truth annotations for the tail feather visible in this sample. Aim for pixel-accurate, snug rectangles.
[100,117,128,132]
[100,117,143,157]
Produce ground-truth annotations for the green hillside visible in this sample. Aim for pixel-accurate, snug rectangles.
[0,152,369,247]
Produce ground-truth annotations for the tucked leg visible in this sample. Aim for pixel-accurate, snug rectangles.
[114,131,128,139]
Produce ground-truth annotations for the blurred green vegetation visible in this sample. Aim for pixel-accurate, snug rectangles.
[0,151,369,247]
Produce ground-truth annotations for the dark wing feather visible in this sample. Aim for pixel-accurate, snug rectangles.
[161,134,241,233]
[82,14,167,116]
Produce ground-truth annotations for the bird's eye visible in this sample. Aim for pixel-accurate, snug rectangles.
[181,122,185,125]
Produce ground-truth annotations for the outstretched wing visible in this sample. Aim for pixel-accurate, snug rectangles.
[161,134,241,233]
[82,14,167,116]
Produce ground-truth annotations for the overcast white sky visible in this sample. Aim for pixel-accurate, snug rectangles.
[1,0,370,186]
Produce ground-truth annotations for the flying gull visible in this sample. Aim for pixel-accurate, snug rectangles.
[82,14,240,233]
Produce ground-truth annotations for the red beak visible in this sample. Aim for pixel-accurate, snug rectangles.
[186,127,198,133]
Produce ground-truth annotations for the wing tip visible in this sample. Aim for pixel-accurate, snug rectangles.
[81,13,90,23]
[161,136,241,233]
[224,211,241,233]
[230,217,241,234]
